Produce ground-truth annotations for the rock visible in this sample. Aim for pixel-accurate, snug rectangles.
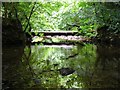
[59,68,75,76]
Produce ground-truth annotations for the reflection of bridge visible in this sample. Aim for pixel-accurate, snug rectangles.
[31,31,78,36]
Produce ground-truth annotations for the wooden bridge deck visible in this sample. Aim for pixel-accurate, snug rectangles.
[31,31,78,36]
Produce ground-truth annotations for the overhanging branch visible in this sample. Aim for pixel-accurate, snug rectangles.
[24,2,36,32]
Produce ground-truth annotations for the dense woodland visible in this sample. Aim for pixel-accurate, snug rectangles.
[2,1,120,45]
[2,1,120,89]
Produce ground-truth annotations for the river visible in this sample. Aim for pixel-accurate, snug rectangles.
[2,43,120,89]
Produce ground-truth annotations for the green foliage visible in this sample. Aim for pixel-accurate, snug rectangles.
[2,2,120,37]
[94,2,120,33]
[30,2,98,37]
[30,2,63,31]
[2,2,36,34]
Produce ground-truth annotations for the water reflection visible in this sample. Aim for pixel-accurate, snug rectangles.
[93,44,120,88]
[2,45,25,89]
[2,44,120,89]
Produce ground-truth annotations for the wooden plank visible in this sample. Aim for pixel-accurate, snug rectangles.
[32,31,78,33]
[31,31,78,36]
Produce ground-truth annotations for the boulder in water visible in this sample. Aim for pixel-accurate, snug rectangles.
[59,68,75,76]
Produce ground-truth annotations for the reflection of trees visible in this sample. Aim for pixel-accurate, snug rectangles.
[27,45,84,88]
[3,45,42,89]
[3,44,120,88]
[23,45,35,77]
[73,44,97,88]
[3,44,98,88]
[2,45,25,89]
[93,44,120,88]
[20,45,43,88]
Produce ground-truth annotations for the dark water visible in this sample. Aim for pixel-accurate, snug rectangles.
[2,44,120,89]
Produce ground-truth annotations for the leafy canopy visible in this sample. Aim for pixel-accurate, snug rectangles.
[2,1,120,37]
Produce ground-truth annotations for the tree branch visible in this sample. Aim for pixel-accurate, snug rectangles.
[24,2,36,32]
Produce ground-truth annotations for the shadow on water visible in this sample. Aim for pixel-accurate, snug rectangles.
[93,44,120,88]
[2,43,120,89]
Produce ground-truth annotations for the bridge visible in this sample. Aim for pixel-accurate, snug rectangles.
[28,31,88,45]
[31,31,78,36]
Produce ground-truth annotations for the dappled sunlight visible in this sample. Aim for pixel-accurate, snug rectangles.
[2,1,120,89]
